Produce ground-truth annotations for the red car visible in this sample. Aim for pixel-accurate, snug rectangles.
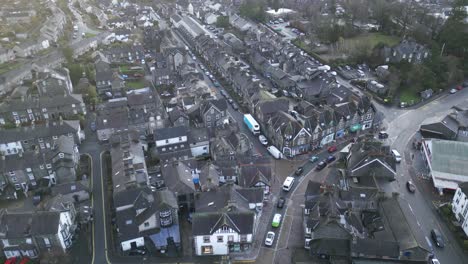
[327,146,337,153]
[456,85,463,91]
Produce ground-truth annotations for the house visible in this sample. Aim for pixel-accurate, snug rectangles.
[205,13,219,24]
[0,94,86,126]
[110,131,148,195]
[265,111,311,157]
[95,60,113,95]
[419,106,468,141]
[383,39,430,64]
[192,183,263,255]
[0,120,83,155]
[210,131,251,164]
[12,40,49,58]
[51,181,90,203]
[189,128,210,158]
[96,107,129,142]
[0,45,15,64]
[254,98,289,124]
[153,126,192,162]
[452,182,468,237]
[0,209,76,259]
[302,181,432,262]
[114,187,181,253]
[421,139,468,192]
[238,156,272,195]
[199,99,228,128]
[0,135,80,200]
[345,141,397,182]
[35,68,73,97]
[229,14,255,32]
[164,47,187,72]
[168,108,189,127]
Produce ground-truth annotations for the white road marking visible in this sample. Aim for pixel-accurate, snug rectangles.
[417,221,421,227]
[408,204,414,213]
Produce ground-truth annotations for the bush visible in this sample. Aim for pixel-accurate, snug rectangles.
[463,240,468,250]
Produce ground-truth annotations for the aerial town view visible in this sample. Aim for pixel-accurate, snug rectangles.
[0,0,467,263]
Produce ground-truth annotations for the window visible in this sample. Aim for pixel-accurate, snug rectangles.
[203,236,210,243]
[26,238,32,244]
[216,114,220,120]
[59,153,65,158]
[179,137,182,141]
[162,148,166,152]
[10,176,17,183]
[228,235,234,242]
[40,165,44,170]
[44,238,51,247]
[240,235,247,242]
[201,245,213,255]
[217,236,223,242]
[144,222,149,227]
[52,136,58,140]
[0,118,4,125]
[165,139,169,143]
[206,116,211,121]
[46,164,52,169]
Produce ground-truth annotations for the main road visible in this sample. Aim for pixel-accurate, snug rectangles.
[381,90,468,264]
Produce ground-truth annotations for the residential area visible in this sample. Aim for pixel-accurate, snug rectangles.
[0,0,467,264]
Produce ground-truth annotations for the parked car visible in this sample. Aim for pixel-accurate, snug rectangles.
[265,231,275,246]
[316,161,327,171]
[406,180,416,193]
[90,121,96,131]
[272,213,282,227]
[430,259,440,264]
[309,155,319,163]
[456,85,463,90]
[450,88,458,94]
[277,197,286,208]
[326,155,336,163]
[431,229,444,248]
[258,135,268,145]
[228,98,234,104]
[294,166,304,176]
[463,81,468,88]
[378,131,389,139]
[232,104,239,111]
[213,81,220,87]
[327,146,337,153]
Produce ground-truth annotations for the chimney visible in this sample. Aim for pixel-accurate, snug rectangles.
[59,115,63,125]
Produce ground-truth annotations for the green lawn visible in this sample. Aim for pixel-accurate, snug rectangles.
[0,61,23,75]
[399,89,420,104]
[126,80,147,89]
[349,33,401,49]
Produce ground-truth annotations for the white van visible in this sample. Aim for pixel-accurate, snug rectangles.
[391,149,402,163]
[282,177,295,192]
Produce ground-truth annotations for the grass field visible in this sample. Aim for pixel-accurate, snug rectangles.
[349,33,401,49]
[399,89,420,104]
[126,80,147,89]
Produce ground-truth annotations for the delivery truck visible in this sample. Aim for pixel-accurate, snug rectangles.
[243,114,260,135]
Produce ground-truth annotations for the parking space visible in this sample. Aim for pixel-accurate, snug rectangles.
[267,20,300,40]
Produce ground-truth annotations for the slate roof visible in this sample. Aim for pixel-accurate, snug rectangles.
[459,182,468,195]
[0,211,61,238]
[0,120,80,144]
[192,211,255,236]
[154,126,188,141]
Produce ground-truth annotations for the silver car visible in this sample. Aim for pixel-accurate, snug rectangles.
[265,231,275,246]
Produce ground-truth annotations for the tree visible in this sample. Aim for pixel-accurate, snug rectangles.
[437,0,468,58]
[66,63,83,86]
[62,46,74,63]
[271,0,280,12]
[85,85,98,106]
[216,16,230,29]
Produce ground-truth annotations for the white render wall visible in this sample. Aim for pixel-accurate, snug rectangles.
[155,136,187,147]
[452,187,468,236]
[0,141,23,156]
[194,230,253,256]
[121,237,145,251]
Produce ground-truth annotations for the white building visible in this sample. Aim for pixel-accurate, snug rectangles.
[421,139,468,192]
[452,182,468,237]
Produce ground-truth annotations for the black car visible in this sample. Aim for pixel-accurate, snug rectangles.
[378,131,389,139]
[316,161,327,171]
[295,167,304,176]
[326,155,336,163]
[277,197,286,208]
[431,229,444,248]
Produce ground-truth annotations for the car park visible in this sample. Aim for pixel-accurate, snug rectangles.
[406,180,416,193]
[258,135,268,145]
[272,213,282,227]
[309,155,319,163]
[295,166,304,176]
[277,197,285,208]
[316,161,327,171]
[326,155,336,163]
[431,229,444,248]
[265,231,275,246]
